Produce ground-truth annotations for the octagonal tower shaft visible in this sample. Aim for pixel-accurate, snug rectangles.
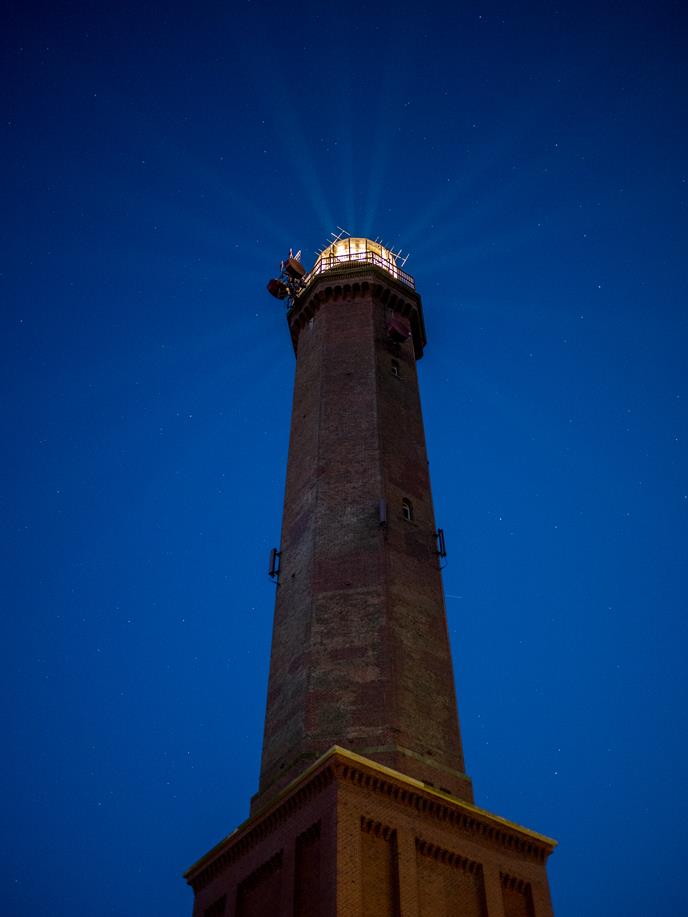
[254,261,473,812]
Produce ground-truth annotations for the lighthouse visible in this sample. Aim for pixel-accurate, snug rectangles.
[185,234,556,917]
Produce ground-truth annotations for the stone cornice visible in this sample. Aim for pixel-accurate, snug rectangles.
[183,746,556,892]
[287,267,427,359]
[183,759,334,892]
[331,747,557,863]
[415,836,484,874]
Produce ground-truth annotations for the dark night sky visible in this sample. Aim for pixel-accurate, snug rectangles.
[3,2,687,915]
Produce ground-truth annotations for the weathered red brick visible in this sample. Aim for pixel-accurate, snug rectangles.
[185,257,557,916]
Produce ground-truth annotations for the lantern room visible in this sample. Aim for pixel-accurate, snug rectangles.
[305,237,416,290]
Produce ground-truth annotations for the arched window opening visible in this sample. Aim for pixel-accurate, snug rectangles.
[391,358,400,377]
[402,498,413,522]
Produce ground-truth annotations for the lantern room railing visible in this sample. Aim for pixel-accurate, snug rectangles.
[301,242,416,291]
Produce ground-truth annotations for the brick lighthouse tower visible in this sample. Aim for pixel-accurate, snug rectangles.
[184,235,556,916]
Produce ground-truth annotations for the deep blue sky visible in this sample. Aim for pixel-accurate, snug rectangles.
[3,2,687,915]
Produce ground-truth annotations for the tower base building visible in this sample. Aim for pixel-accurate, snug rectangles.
[185,237,556,915]
[186,746,555,917]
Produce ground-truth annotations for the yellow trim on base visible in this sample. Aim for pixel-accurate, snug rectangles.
[326,745,557,847]
[183,745,556,879]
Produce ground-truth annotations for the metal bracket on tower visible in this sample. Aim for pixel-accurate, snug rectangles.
[266,248,307,310]
[435,528,447,569]
[268,547,281,584]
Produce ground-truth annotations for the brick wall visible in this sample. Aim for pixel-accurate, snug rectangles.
[255,274,471,811]
[416,845,487,917]
[294,821,323,917]
[186,749,555,917]
[360,819,400,917]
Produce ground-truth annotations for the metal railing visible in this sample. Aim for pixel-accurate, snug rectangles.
[302,249,416,291]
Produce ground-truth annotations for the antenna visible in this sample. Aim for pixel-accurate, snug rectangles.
[316,226,351,257]
[267,231,414,305]
[266,245,308,309]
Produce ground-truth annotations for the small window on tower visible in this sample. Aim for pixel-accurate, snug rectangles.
[402,498,413,522]
[391,359,400,377]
